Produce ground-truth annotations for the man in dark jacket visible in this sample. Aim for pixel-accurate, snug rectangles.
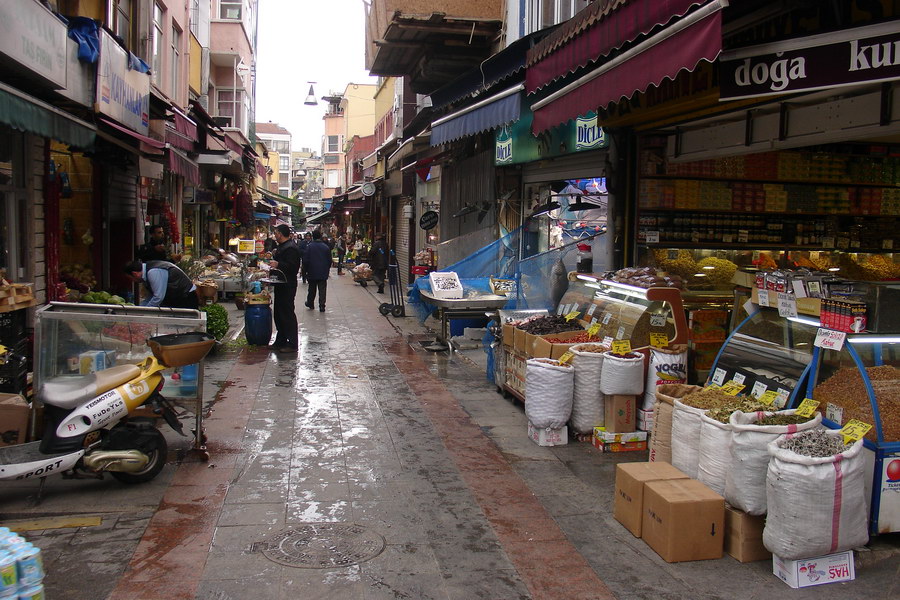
[303,229,332,312]
[124,259,197,309]
[297,232,312,284]
[369,233,389,294]
[269,224,302,352]
[137,225,169,261]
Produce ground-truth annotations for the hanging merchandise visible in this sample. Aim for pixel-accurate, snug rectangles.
[525,358,574,429]
[725,410,823,516]
[235,188,252,225]
[568,343,607,433]
[764,430,869,559]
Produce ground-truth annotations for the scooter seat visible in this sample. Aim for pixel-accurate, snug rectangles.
[42,364,143,409]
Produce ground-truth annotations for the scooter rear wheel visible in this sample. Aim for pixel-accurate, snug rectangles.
[110,429,168,484]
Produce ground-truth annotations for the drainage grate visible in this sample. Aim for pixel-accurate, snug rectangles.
[256,523,385,569]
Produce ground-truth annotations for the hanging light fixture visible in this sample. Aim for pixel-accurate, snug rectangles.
[304,82,318,106]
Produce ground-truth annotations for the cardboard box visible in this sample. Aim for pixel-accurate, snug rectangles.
[527,421,568,446]
[514,327,530,354]
[530,328,590,359]
[594,429,647,443]
[642,479,725,562]
[502,323,515,348]
[724,505,770,563]
[614,462,688,537]
[604,395,636,432]
[594,440,648,453]
[638,408,654,432]
[0,393,29,446]
[773,551,855,588]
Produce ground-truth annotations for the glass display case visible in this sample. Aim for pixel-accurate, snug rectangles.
[34,302,209,456]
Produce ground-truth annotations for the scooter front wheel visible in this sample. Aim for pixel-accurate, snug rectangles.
[110,429,167,484]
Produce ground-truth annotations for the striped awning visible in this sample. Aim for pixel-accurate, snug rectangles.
[431,85,523,146]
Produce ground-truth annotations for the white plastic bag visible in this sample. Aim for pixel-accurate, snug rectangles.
[641,347,687,410]
[649,384,701,463]
[525,359,574,429]
[599,351,644,396]
[764,431,869,559]
[670,399,707,478]
[696,413,732,496]
[569,344,606,433]
[725,410,822,515]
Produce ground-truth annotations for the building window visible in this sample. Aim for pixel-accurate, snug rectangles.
[220,0,242,20]
[327,135,340,153]
[151,3,164,86]
[216,89,243,129]
[190,0,200,36]
[170,25,181,95]
[108,0,132,47]
[279,155,290,171]
[325,170,340,188]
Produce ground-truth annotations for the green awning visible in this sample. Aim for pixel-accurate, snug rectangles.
[257,186,302,208]
[0,85,95,149]
[307,210,332,224]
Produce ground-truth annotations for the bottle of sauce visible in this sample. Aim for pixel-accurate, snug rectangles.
[576,243,593,273]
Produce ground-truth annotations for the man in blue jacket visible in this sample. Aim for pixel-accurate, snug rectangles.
[303,229,332,312]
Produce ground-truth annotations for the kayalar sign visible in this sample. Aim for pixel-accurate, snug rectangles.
[720,22,900,100]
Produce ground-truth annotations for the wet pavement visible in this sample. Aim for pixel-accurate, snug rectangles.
[1,274,899,599]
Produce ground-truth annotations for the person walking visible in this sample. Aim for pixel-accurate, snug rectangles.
[335,234,347,275]
[297,232,312,284]
[303,229,332,312]
[268,224,301,353]
[124,259,198,309]
[370,233,389,294]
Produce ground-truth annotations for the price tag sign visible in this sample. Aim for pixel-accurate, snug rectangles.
[557,304,565,315]
[649,314,666,327]
[776,389,790,409]
[759,390,779,406]
[814,328,847,351]
[721,381,746,396]
[839,419,872,445]
[602,312,612,325]
[777,292,798,318]
[649,333,669,348]
[732,372,746,385]
[826,403,844,425]
[738,230,749,243]
[667,249,679,260]
[616,326,626,340]
[602,336,614,347]
[706,383,721,389]
[564,310,580,322]
[751,381,768,398]
[587,322,602,337]
[587,303,597,316]
[711,368,727,386]
[757,290,771,307]
[558,351,575,365]
[645,231,660,243]
[611,340,632,354]
[794,398,820,418]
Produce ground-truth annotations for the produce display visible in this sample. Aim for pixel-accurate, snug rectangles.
[60,263,97,292]
[510,315,583,336]
[101,323,153,344]
[199,303,229,340]
[80,291,129,306]
[652,249,697,279]
[754,413,814,426]
[696,257,737,286]
[607,266,685,289]
[680,386,768,415]
[812,364,900,441]
[777,429,852,457]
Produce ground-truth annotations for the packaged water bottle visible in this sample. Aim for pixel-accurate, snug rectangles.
[0,551,17,597]
[15,544,43,587]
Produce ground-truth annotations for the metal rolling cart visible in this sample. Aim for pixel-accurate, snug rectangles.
[418,290,509,352]
[34,302,211,459]
[379,261,406,317]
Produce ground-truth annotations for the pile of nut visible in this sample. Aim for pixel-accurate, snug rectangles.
[607,266,685,289]
[777,429,851,458]
[813,365,900,441]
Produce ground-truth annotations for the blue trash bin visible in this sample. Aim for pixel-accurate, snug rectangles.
[244,304,272,346]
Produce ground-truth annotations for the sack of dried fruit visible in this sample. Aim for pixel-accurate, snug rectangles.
[649,384,701,463]
[599,351,644,396]
[696,413,732,496]
[671,399,707,478]
[764,429,869,559]
[725,409,822,515]
[568,343,608,433]
[525,358,574,429]
[641,346,687,411]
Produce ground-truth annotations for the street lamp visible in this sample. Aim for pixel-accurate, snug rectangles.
[304,82,318,106]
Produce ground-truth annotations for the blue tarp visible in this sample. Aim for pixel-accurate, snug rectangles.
[67,17,99,64]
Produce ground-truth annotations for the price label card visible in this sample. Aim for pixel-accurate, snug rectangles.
[757,290,771,307]
[564,310,580,322]
[751,381,768,398]
[602,312,612,325]
[587,303,597,316]
[752,250,761,262]
[794,398,820,418]
[616,326,626,340]
[691,231,701,243]
[649,314,667,327]
[791,279,808,298]
[706,383,721,389]
[557,304,565,315]
[645,231,660,243]
[776,389,790,409]
[557,351,575,365]
[759,390,779,406]
[667,249,679,260]
[587,322,602,337]
[590,317,598,325]
[738,230,749,243]
[649,333,669,348]
[814,328,847,351]
[602,336,614,347]
[826,403,844,425]
[732,372,746,385]
[611,340,632,354]
[777,292,798,318]
[721,381,746,396]
[711,368,727,386]
[839,419,872,444]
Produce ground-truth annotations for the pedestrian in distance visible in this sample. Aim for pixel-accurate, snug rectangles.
[370,233,389,294]
[268,224,302,353]
[137,225,169,262]
[303,229,332,312]
[298,232,312,284]
[335,233,347,275]
[124,259,198,309]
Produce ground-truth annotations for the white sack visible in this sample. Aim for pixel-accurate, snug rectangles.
[670,399,707,478]
[569,344,606,433]
[650,384,702,464]
[725,410,822,515]
[641,347,688,410]
[764,431,869,559]
[525,359,574,429]
[599,351,644,396]
[696,413,732,496]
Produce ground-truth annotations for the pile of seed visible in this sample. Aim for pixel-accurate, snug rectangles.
[777,429,851,457]
[704,397,771,423]
[756,413,815,426]
[812,365,900,441]
[682,387,748,410]
[570,343,608,353]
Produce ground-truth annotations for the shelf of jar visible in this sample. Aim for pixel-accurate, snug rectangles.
[639,173,900,188]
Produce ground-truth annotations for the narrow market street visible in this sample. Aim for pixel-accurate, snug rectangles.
[0,275,896,600]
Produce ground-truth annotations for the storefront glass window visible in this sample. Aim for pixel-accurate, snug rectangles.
[523,178,608,258]
[0,126,24,282]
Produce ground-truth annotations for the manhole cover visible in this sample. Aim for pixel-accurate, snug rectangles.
[257,523,385,569]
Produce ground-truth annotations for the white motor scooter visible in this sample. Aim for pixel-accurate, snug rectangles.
[0,332,214,491]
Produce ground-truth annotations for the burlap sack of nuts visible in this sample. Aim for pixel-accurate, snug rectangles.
[649,383,701,464]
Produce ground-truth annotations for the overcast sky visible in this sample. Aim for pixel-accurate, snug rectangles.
[255,0,378,153]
